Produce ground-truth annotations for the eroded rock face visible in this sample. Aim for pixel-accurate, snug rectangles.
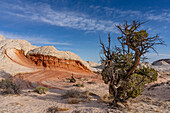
[26,53,91,73]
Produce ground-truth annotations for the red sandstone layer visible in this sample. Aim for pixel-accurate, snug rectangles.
[6,49,92,73]
[26,54,91,73]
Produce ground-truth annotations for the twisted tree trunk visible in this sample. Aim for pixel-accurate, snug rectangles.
[126,53,141,79]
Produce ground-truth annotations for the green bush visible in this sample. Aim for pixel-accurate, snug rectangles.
[136,66,158,83]
[70,74,76,83]
[120,67,158,99]
[0,79,22,94]
[34,86,49,94]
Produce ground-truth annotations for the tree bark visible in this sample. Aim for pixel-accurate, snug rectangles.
[126,54,141,79]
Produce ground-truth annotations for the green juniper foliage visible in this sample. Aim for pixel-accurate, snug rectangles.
[100,20,164,104]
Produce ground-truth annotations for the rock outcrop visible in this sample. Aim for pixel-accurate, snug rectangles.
[0,35,93,76]
[86,61,103,72]
[152,59,170,65]
[26,46,91,72]
[0,37,37,75]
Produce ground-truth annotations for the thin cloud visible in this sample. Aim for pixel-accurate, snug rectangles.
[146,53,170,57]
[0,31,71,46]
[90,5,170,23]
[0,1,118,33]
[103,6,141,16]
[90,5,142,19]
[1,1,170,34]
[144,9,170,22]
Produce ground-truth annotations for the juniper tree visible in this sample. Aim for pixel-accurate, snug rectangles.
[100,20,164,105]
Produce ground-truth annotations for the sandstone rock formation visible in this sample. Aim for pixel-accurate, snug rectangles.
[26,46,91,72]
[0,35,94,77]
[86,61,103,72]
[0,37,37,76]
[152,59,170,65]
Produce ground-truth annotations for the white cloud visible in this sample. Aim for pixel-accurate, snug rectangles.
[0,2,118,33]
[0,31,71,46]
[1,1,170,34]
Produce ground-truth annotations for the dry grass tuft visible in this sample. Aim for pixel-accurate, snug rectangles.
[63,89,89,99]
[47,106,70,113]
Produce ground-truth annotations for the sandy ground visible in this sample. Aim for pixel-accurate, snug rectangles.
[0,75,170,113]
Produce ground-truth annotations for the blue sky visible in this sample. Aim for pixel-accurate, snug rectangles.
[0,0,170,63]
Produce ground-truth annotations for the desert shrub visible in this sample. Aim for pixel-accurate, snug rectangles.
[107,67,158,100]
[0,79,22,94]
[62,89,92,104]
[34,86,49,94]
[47,106,70,113]
[63,90,88,98]
[100,21,163,105]
[70,74,76,83]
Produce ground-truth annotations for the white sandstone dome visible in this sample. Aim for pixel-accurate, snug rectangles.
[0,35,37,75]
